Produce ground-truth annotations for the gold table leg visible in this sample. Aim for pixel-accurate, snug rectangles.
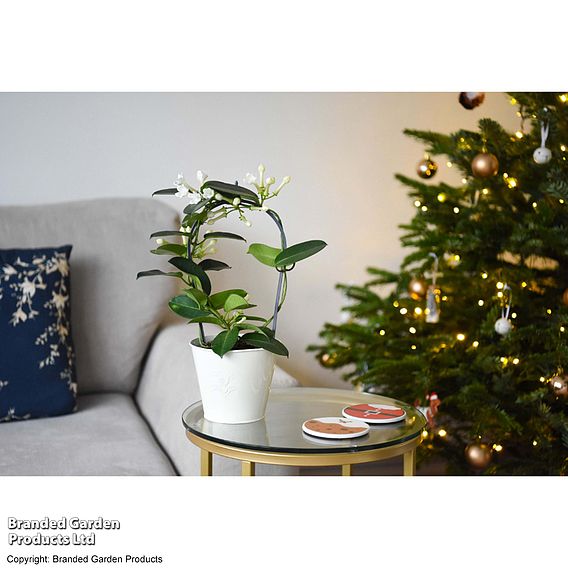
[403,449,416,476]
[242,461,256,476]
[200,449,213,476]
[341,464,352,476]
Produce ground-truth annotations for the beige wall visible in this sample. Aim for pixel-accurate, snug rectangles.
[0,93,520,387]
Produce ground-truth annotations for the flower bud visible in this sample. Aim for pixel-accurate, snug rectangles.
[156,238,165,245]
[244,173,257,184]
[233,197,241,206]
[274,175,291,195]
[245,220,252,227]
[196,170,208,185]
[266,176,276,186]
[215,193,223,200]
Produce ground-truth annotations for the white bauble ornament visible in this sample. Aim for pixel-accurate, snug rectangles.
[494,317,512,336]
[533,147,552,164]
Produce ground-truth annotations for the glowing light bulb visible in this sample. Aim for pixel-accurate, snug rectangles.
[493,444,503,452]
[497,291,503,298]
[414,200,421,207]
[461,178,467,185]
[456,333,466,341]
[560,145,566,152]
[512,357,520,365]
[446,161,453,168]
[438,429,447,438]
[532,440,538,446]
[560,326,565,333]
[442,295,448,301]
[482,188,489,195]
[393,300,400,307]
[511,313,517,319]
[532,202,538,208]
[540,376,546,383]
[472,340,479,348]
[521,281,527,288]
[411,345,417,350]
[437,193,447,202]
[547,309,552,315]
[481,272,488,279]
[510,97,517,105]
[421,430,429,438]
[414,307,423,315]
[400,308,408,315]
[559,94,568,103]
[560,199,565,204]
[409,327,417,334]
[496,282,504,289]
[453,207,460,214]
[379,329,386,336]
[515,130,524,139]
[478,300,485,306]
[421,206,428,212]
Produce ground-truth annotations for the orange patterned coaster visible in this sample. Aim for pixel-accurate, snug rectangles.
[342,403,406,424]
[302,417,370,439]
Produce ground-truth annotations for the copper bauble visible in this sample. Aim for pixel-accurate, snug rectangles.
[459,92,485,110]
[471,153,499,178]
[416,158,438,179]
[408,277,428,300]
[562,288,568,306]
[550,374,568,397]
[465,443,492,469]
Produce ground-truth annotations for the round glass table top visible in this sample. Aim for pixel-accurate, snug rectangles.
[182,387,427,454]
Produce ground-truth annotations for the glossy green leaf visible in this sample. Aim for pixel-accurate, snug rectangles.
[224,293,252,312]
[237,323,266,334]
[169,295,210,320]
[136,269,182,279]
[168,257,211,294]
[184,288,208,307]
[209,289,248,310]
[152,188,178,196]
[244,316,269,323]
[242,332,289,357]
[183,199,208,215]
[199,259,231,271]
[150,230,188,238]
[274,240,327,267]
[189,316,224,326]
[202,180,259,204]
[211,327,240,357]
[150,243,187,256]
[202,231,246,242]
[247,243,282,267]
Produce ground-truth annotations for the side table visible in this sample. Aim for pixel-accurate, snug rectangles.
[182,387,426,476]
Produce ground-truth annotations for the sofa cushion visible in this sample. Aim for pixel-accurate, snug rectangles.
[0,393,176,475]
[0,199,179,394]
[0,245,77,422]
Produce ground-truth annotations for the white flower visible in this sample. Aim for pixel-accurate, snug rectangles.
[2,265,17,276]
[52,291,68,310]
[11,308,27,325]
[233,197,241,206]
[244,173,257,184]
[174,173,186,187]
[187,193,202,205]
[274,175,291,195]
[156,238,165,245]
[175,186,190,199]
[196,170,208,185]
[20,278,36,298]
[202,188,215,199]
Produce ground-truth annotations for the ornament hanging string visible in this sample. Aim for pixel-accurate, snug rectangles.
[539,121,549,149]
[429,252,439,287]
[501,284,512,320]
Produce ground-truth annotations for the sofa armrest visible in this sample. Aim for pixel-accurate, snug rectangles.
[136,324,300,476]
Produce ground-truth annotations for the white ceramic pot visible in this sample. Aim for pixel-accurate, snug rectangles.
[190,338,275,424]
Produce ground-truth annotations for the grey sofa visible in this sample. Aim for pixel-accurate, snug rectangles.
[0,198,298,475]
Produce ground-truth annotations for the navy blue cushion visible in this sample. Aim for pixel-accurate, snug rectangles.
[0,245,77,422]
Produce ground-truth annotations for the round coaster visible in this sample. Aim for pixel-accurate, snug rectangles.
[342,403,406,424]
[302,417,370,439]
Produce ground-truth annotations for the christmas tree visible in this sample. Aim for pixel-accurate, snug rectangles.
[310,92,568,475]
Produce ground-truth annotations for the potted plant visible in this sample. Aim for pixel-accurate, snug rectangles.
[138,164,326,424]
